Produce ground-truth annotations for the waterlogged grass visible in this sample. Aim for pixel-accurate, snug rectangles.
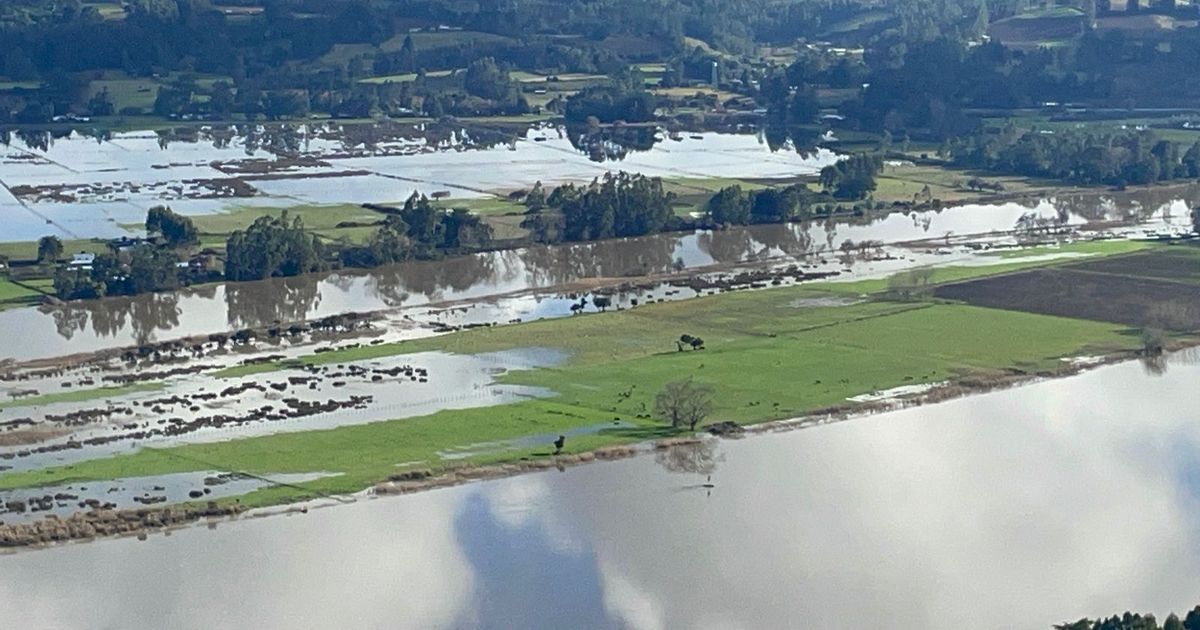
[981,239,1153,259]
[216,242,1148,376]
[820,240,1155,295]
[0,382,165,411]
[0,294,1138,500]
[0,400,648,504]
[0,247,1152,501]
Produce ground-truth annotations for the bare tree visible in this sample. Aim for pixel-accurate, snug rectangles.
[655,378,715,431]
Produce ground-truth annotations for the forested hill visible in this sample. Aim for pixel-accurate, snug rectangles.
[0,0,1008,68]
[0,0,997,81]
[6,0,1200,142]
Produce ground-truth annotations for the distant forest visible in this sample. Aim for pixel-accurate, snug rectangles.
[3,0,1200,132]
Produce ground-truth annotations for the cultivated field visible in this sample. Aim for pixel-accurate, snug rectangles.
[935,245,1200,331]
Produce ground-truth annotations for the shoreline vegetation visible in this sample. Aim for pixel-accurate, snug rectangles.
[2,150,1194,314]
[0,152,1008,305]
[3,239,1196,549]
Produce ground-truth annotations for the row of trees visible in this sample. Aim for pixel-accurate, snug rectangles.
[1056,606,1200,630]
[950,129,1200,187]
[43,197,498,300]
[518,158,883,244]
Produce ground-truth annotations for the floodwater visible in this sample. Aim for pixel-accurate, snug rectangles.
[0,187,1192,364]
[0,349,563,472]
[2,356,1199,628]
[0,471,333,524]
[0,125,838,242]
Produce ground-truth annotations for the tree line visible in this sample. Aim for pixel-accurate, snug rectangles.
[41,197,497,300]
[1056,606,1200,630]
[949,128,1200,187]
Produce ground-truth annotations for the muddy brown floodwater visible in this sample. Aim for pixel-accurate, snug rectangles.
[1,354,1199,628]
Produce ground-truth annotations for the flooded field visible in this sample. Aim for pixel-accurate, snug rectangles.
[0,471,333,524]
[0,349,562,473]
[0,124,838,242]
[1,355,1197,628]
[0,186,1192,364]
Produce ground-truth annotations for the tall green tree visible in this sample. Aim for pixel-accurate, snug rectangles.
[145,206,198,247]
[37,235,63,264]
[225,213,326,281]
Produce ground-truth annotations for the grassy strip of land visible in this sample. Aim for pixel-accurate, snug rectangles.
[981,240,1152,259]
[0,277,54,311]
[0,382,165,411]
[189,203,385,234]
[0,279,42,302]
[212,240,1149,379]
[0,250,1147,504]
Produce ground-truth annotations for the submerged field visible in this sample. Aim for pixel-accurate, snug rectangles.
[0,248,1157,508]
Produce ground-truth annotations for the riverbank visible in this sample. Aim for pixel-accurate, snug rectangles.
[2,240,1192,548]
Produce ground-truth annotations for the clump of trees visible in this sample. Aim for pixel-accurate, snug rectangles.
[53,245,182,299]
[224,213,327,281]
[145,205,198,247]
[523,171,677,243]
[564,84,657,124]
[48,204,214,300]
[655,378,715,431]
[819,154,884,200]
[1140,328,1167,356]
[340,193,493,266]
[761,68,826,154]
[705,182,822,225]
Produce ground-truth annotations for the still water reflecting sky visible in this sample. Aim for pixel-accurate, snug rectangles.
[2,189,1187,363]
[2,356,1199,629]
